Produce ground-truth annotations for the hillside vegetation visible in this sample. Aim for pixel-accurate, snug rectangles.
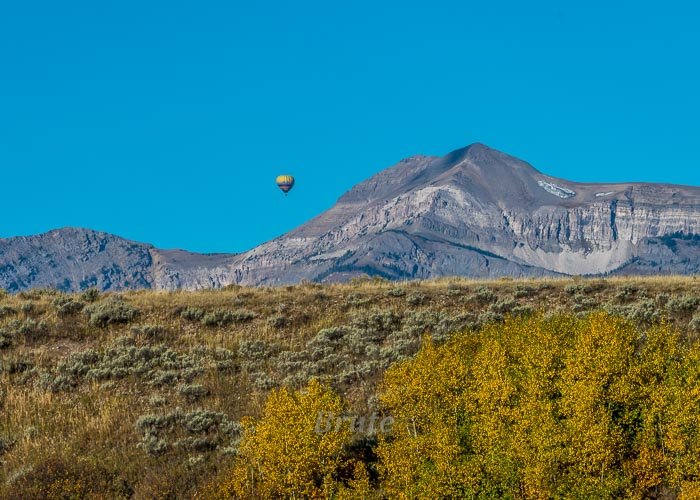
[1,277,700,498]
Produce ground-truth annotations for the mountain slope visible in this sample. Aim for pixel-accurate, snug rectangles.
[226,143,700,284]
[1,143,699,291]
[0,229,238,292]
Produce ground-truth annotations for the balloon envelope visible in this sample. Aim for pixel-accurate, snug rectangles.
[276,175,295,194]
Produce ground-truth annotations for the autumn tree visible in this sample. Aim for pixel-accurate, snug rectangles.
[377,312,700,499]
[203,379,369,499]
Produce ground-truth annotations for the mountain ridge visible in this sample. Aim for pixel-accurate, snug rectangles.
[2,143,699,291]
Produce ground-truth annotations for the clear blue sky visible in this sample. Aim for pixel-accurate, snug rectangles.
[1,1,698,253]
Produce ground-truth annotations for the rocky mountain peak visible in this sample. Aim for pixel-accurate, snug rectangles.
[1,144,699,291]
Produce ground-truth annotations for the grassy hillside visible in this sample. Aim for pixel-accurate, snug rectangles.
[1,277,700,498]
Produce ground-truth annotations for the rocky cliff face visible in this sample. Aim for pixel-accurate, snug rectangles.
[1,143,699,291]
[0,228,155,292]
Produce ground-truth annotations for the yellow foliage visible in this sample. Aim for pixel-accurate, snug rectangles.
[378,312,700,498]
[203,379,356,499]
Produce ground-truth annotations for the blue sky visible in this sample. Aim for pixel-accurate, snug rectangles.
[1,1,698,253]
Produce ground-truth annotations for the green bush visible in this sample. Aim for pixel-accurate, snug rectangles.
[52,296,84,317]
[0,435,14,456]
[201,308,257,327]
[0,331,12,350]
[406,292,426,306]
[615,284,639,302]
[0,305,17,319]
[513,285,536,298]
[47,339,203,390]
[472,286,497,304]
[689,315,700,333]
[20,302,36,315]
[80,288,101,303]
[130,324,170,341]
[0,355,33,374]
[2,318,50,342]
[238,340,277,371]
[135,409,240,457]
[604,299,661,326]
[344,293,373,307]
[667,295,700,315]
[564,284,588,295]
[84,298,140,327]
[179,383,209,402]
[201,310,229,327]
[489,298,517,314]
[267,314,289,329]
[180,307,205,321]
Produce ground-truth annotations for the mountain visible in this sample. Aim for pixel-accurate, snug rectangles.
[0,228,236,292]
[2,143,699,291]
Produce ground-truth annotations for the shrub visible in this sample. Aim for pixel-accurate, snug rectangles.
[207,347,239,373]
[251,372,277,390]
[179,383,209,402]
[615,284,639,302]
[20,302,36,315]
[2,318,50,342]
[136,411,183,433]
[479,310,503,324]
[2,456,126,499]
[0,355,33,374]
[472,286,497,304]
[230,308,257,322]
[48,340,203,390]
[514,285,536,298]
[387,287,406,297]
[511,305,535,317]
[183,410,235,434]
[238,340,278,368]
[667,295,700,316]
[655,293,670,307]
[345,293,372,307]
[176,437,217,452]
[84,298,140,327]
[406,292,426,306]
[572,294,598,312]
[149,395,167,407]
[180,307,205,321]
[564,283,597,295]
[0,435,15,456]
[18,288,58,300]
[52,296,84,317]
[130,324,170,341]
[202,309,256,327]
[0,330,12,350]
[80,288,101,303]
[0,305,17,319]
[267,314,289,329]
[350,308,401,333]
[138,434,169,456]
[136,409,240,458]
[489,298,517,314]
[689,315,700,333]
[36,373,77,393]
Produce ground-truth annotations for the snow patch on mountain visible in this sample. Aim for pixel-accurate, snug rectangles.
[537,180,576,199]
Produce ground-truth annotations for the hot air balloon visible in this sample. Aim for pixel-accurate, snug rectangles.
[276,174,295,195]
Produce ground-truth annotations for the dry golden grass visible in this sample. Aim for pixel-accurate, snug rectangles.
[0,276,699,497]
